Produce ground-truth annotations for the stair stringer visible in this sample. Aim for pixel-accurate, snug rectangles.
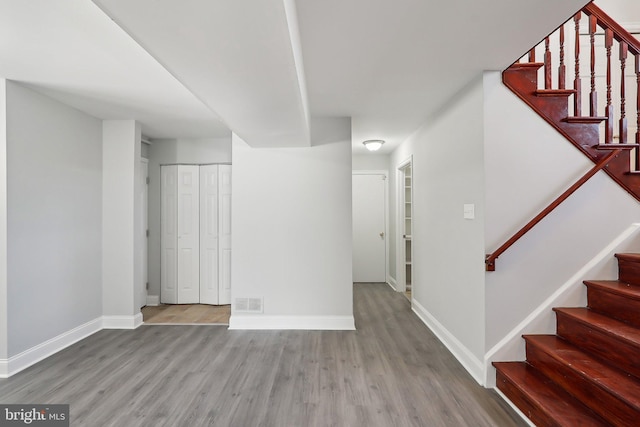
[502,64,640,202]
[483,223,640,387]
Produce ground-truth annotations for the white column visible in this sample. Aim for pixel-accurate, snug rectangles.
[102,120,142,328]
[0,79,8,367]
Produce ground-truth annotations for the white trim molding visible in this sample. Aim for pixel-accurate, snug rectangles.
[396,156,413,294]
[0,317,102,378]
[387,276,398,291]
[102,313,144,330]
[228,315,356,330]
[483,222,640,387]
[412,299,484,385]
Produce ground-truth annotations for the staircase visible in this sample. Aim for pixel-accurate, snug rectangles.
[494,253,640,426]
[491,3,640,426]
[485,2,640,271]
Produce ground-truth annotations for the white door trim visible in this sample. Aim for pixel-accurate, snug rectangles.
[140,158,149,308]
[352,170,389,283]
[396,156,413,293]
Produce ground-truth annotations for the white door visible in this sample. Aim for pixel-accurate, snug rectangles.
[177,165,200,303]
[218,165,232,305]
[139,159,149,307]
[199,165,219,305]
[352,173,386,282]
[161,165,178,304]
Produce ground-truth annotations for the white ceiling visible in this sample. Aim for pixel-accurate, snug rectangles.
[0,0,228,138]
[0,0,589,151]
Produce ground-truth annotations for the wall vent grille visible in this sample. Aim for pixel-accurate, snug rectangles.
[234,297,263,313]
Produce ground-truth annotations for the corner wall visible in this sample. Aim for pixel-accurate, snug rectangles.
[389,76,487,381]
[230,119,353,329]
[102,120,141,327]
[6,82,103,356]
[0,80,7,363]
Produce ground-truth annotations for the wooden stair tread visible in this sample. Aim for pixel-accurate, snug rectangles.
[595,143,640,150]
[524,335,640,409]
[563,116,607,123]
[615,253,640,262]
[553,307,640,345]
[508,62,544,70]
[494,362,608,426]
[535,89,576,97]
[584,280,640,300]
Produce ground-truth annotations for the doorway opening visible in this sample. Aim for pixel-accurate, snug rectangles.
[398,159,413,300]
[147,163,232,325]
[352,171,388,283]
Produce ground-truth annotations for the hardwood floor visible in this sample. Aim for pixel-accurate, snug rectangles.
[0,283,525,426]
[142,304,230,324]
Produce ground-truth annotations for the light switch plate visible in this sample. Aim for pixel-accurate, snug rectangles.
[463,204,475,219]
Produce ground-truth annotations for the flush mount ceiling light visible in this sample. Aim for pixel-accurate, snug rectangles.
[363,139,385,152]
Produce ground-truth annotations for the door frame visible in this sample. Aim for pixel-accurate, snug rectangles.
[352,170,389,283]
[396,156,413,294]
[140,158,149,308]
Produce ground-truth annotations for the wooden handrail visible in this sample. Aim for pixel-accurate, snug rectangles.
[486,149,622,271]
[491,2,640,271]
[584,3,640,56]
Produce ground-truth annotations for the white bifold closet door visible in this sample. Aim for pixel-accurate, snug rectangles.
[161,165,200,304]
[199,165,231,305]
[161,164,231,305]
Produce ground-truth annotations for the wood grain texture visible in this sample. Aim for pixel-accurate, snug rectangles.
[142,304,231,324]
[0,284,526,426]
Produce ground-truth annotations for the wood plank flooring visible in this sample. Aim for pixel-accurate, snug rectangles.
[142,304,230,324]
[0,283,526,426]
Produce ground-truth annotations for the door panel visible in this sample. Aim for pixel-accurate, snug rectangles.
[177,165,200,303]
[199,165,219,304]
[140,160,149,308]
[218,165,232,305]
[352,174,386,282]
[161,165,178,304]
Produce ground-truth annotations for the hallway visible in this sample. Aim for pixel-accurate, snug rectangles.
[0,284,525,426]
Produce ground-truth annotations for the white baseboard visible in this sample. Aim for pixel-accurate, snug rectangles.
[386,276,398,291]
[483,222,640,387]
[229,315,356,330]
[103,313,143,330]
[0,317,102,378]
[412,299,484,385]
[146,295,160,306]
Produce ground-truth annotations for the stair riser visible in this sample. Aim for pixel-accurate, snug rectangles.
[495,369,557,427]
[617,258,640,286]
[526,341,637,427]
[556,312,640,379]
[587,287,640,328]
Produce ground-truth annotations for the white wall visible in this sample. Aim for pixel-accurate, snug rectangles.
[230,118,353,329]
[483,70,640,349]
[389,76,487,381]
[0,80,7,361]
[102,120,141,325]
[352,153,390,172]
[595,0,640,26]
[6,81,102,355]
[146,137,231,299]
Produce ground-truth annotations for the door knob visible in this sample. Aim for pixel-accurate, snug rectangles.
[379,232,385,239]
